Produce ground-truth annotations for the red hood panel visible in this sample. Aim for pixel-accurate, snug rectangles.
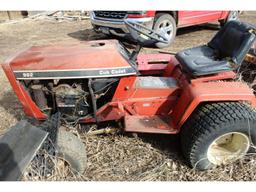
[9,40,131,71]
[5,40,137,79]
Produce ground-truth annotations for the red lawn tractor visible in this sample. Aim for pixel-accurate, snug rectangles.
[1,20,256,178]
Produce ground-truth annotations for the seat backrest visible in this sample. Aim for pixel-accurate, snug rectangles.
[208,21,256,65]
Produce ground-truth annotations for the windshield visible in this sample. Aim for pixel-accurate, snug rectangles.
[117,42,139,73]
[118,43,131,60]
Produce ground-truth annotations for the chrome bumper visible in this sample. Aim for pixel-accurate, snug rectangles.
[90,12,154,36]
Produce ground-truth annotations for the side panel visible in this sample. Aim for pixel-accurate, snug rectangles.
[83,76,180,123]
[1,61,46,119]
[178,11,224,27]
[172,81,256,129]
[109,76,180,117]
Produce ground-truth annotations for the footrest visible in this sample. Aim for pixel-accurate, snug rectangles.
[124,115,177,134]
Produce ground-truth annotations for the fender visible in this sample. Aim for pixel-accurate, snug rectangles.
[172,81,256,130]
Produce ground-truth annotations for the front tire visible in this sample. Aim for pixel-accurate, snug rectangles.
[181,102,256,170]
[153,13,177,48]
[56,129,87,174]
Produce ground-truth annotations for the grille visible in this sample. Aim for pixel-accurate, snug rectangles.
[94,11,127,19]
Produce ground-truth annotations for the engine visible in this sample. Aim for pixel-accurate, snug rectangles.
[53,84,89,118]
[25,78,119,122]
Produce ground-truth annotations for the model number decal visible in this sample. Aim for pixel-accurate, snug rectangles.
[14,67,136,79]
[22,72,34,78]
[99,69,126,75]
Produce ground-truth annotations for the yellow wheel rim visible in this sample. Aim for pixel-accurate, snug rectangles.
[207,132,250,165]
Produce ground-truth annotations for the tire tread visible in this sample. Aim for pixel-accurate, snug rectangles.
[181,102,256,168]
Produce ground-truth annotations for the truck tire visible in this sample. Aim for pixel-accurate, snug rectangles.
[56,129,87,174]
[181,102,256,170]
[220,11,239,27]
[153,13,177,48]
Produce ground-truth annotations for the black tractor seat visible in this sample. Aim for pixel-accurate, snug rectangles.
[175,21,256,77]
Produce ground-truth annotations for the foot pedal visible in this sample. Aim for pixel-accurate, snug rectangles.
[124,115,177,134]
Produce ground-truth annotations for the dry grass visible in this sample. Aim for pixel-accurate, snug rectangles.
[1,11,256,181]
[23,131,256,181]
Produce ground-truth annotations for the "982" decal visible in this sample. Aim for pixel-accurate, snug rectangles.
[22,72,34,78]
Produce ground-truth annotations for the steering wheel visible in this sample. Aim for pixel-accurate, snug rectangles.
[124,20,169,44]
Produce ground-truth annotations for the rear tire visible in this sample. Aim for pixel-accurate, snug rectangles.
[181,102,256,170]
[56,129,87,174]
[153,13,177,48]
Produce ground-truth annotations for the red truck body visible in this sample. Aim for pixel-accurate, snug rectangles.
[126,11,229,27]
[90,10,235,47]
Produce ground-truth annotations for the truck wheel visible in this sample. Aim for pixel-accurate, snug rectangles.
[56,129,87,174]
[181,102,256,170]
[220,11,239,27]
[153,13,176,48]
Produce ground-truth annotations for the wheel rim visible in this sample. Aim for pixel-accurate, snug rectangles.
[207,132,250,165]
[156,19,173,41]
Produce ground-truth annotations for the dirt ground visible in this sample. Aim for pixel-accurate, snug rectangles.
[1,11,256,181]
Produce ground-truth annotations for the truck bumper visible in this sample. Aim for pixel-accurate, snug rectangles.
[90,12,154,37]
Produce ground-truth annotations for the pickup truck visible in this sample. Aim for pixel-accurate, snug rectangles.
[90,11,239,48]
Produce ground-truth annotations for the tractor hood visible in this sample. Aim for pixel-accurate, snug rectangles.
[5,40,137,80]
